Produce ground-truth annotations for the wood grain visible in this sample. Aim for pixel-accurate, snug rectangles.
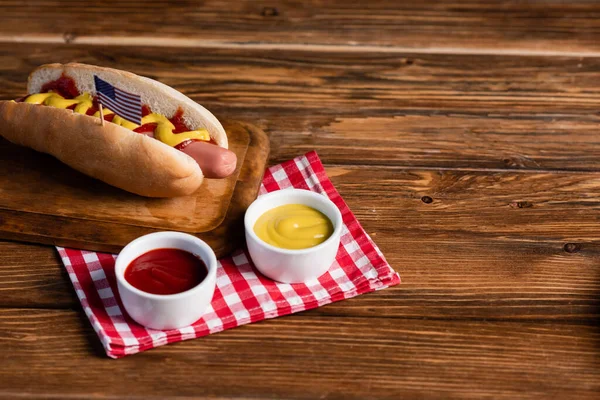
[2,43,600,171]
[0,121,268,256]
[0,308,598,400]
[0,2,599,398]
[2,166,599,323]
[0,242,75,309]
[1,1,600,55]
[3,44,600,114]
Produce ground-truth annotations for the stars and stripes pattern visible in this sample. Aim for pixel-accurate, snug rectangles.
[94,75,142,124]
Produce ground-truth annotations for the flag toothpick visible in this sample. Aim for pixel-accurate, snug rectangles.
[98,103,105,127]
[94,75,142,127]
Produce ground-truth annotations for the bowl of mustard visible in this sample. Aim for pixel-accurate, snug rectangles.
[244,189,343,283]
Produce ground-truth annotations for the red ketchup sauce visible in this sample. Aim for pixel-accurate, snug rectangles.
[124,249,208,295]
[170,108,189,133]
[40,75,80,98]
[134,106,193,134]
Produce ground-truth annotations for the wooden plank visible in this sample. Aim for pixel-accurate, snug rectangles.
[2,44,600,171]
[261,114,600,170]
[1,1,600,55]
[2,166,599,322]
[3,44,600,115]
[0,242,76,309]
[0,308,597,399]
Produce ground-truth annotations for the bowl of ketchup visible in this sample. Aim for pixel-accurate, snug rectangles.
[115,232,217,330]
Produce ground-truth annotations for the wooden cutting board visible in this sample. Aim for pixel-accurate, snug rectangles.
[0,120,269,258]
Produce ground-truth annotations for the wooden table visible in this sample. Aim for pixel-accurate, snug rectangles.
[1,1,599,398]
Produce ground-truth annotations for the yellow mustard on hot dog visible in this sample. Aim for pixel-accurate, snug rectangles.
[23,92,210,147]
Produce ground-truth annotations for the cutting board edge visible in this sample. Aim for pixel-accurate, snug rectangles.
[0,120,270,258]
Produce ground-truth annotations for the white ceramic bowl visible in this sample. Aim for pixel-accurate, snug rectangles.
[115,232,217,330]
[244,189,343,283]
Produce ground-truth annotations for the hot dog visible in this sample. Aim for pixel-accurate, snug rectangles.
[177,140,237,179]
[0,63,236,197]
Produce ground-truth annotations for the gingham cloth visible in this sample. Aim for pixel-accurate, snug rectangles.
[57,151,400,358]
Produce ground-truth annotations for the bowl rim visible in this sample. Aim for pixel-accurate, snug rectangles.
[244,188,343,255]
[115,231,217,301]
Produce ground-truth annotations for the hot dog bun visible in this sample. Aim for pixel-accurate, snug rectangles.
[0,63,230,197]
[0,101,204,197]
[28,63,228,148]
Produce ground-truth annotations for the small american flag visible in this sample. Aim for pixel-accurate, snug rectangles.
[94,75,142,124]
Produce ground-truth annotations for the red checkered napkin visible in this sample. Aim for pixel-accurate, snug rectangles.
[57,151,400,358]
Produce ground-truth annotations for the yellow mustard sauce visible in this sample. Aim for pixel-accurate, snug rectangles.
[141,113,209,147]
[253,204,334,250]
[23,92,209,147]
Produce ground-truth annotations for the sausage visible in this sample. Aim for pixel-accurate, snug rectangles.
[178,140,237,179]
